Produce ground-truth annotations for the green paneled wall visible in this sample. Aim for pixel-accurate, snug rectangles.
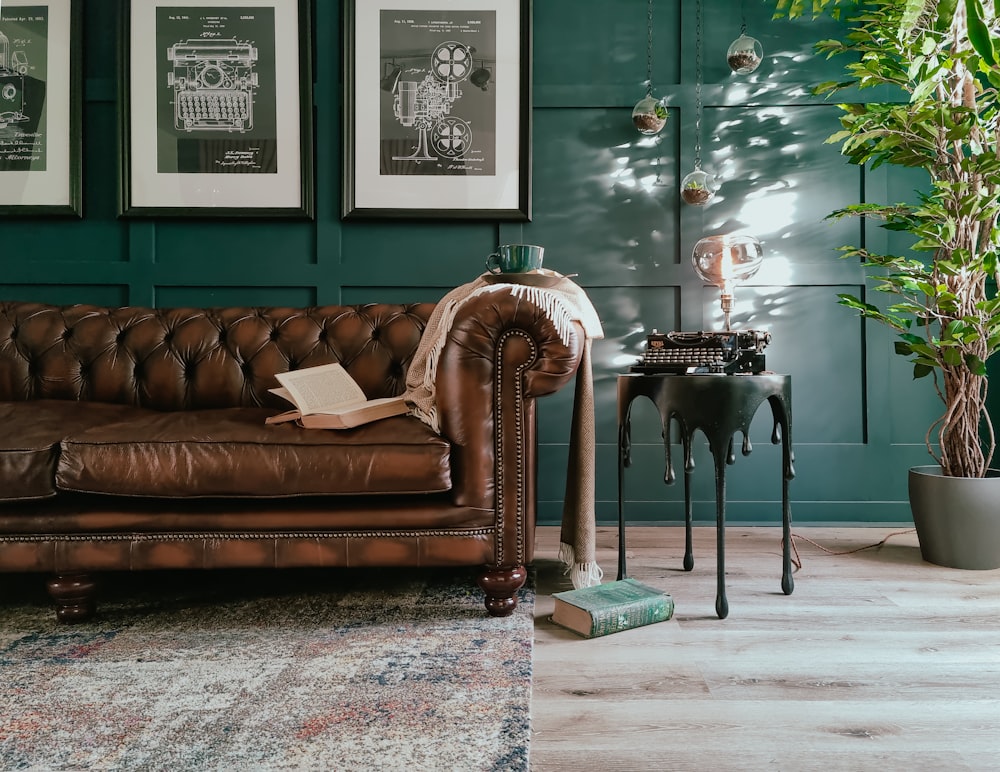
[0,1,961,526]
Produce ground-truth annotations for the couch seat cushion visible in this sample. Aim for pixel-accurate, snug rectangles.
[0,401,147,501]
[56,408,452,498]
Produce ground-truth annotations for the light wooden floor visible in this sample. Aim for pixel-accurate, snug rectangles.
[530,525,1000,772]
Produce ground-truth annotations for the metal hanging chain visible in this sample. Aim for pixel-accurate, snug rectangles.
[646,0,655,97]
[693,0,703,171]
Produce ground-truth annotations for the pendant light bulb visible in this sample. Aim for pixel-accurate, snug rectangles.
[692,234,763,330]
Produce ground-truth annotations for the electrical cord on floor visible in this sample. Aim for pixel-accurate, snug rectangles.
[787,528,917,571]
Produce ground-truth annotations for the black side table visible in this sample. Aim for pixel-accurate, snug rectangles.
[617,373,795,618]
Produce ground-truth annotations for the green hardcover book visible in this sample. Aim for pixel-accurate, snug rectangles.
[551,578,674,638]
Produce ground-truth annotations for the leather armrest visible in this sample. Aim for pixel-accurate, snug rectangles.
[434,287,585,523]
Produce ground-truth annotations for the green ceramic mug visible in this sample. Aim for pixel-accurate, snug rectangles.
[485,244,545,274]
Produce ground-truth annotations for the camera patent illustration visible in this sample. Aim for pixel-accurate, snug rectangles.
[166,38,258,133]
[391,41,475,162]
[0,30,30,129]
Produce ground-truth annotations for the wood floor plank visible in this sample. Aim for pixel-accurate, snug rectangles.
[530,526,1000,772]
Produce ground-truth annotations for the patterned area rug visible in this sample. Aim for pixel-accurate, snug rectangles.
[0,567,533,771]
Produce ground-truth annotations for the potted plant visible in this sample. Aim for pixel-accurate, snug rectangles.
[770,0,1000,568]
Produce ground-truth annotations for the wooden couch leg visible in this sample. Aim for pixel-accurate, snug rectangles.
[46,574,98,623]
[477,565,527,617]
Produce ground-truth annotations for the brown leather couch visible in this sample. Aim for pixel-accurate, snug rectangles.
[0,295,583,622]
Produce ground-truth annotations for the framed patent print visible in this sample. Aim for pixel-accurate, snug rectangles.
[119,0,313,218]
[0,0,82,217]
[342,0,532,220]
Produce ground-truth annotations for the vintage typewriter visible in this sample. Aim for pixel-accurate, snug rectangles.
[631,329,771,375]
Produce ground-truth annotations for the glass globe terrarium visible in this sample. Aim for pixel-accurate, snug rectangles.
[680,169,719,206]
[632,94,667,135]
[727,30,763,74]
[692,234,763,329]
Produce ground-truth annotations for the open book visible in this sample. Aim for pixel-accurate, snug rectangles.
[264,362,409,429]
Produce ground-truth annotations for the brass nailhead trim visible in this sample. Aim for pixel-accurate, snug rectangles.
[493,329,536,568]
[0,528,495,543]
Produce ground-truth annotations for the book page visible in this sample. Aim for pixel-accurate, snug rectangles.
[314,396,404,415]
[269,386,295,405]
[274,363,367,415]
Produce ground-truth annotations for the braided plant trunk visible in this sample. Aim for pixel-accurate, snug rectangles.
[936,359,991,478]
[933,268,995,479]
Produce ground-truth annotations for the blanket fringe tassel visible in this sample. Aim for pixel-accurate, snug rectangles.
[559,542,604,589]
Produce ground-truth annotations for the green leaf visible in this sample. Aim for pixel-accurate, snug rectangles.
[913,363,935,379]
[934,0,960,32]
[943,347,963,366]
[824,130,854,144]
[907,55,927,81]
[909,343,939,359]
[965,0,997,66]
[944,319,965,340]
[965,354,988,375]
[839,103,868,116]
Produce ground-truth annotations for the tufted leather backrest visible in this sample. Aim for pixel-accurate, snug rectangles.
[0,302,435,411]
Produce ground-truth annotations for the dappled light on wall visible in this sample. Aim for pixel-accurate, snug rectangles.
[705,105,827,243]
[733,189,798,234]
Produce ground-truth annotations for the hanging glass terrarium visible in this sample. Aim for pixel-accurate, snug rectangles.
[632,94,668,135]
[681,168,718,206]
[680,0,717,206]
[727,23,763,74]
[633,0,667,136]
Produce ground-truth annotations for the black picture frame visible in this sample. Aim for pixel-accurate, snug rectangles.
[342,0,532,221]
[0,0,82,217]
[119,0,314,219]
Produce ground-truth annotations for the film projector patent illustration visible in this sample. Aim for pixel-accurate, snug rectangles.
[392,40,475,163]
[0,30,30,130]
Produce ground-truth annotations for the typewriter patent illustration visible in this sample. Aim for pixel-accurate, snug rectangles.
[166,39,258,132]
[631,329,772,375]
[0,30,30,129]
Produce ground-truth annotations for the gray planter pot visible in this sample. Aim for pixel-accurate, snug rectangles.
[908,465,1000,570]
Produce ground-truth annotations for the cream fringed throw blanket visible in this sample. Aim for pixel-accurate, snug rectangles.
[404,272,605,589]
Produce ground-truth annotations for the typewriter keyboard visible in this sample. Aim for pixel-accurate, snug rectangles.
[643,346,722,366]
[177,91,250,129]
